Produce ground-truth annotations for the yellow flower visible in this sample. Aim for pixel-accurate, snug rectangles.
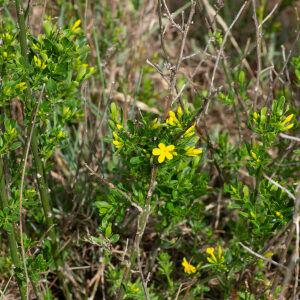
[34,56,42,67]
[177,106,183,118]
[116,124,123,130]
[182,257,196,274]
[281,123,294,131]
[112,132,123,149]
[71,19,81,32]
[57,131,65,138]
[81,63,88,67]
[90,67,95,72]
[152,143,176,163]
[185,146,202,157]
[130,283,139,293]
[206,247,217,263]
[276,211,283,218]
[3,51,7,58]
[206,246,224,264]
[253,111,259,119]
[280,114,294,131]
[281,114,293,126]
[250,150,260,162]
[150,118,159,129]
[16,82,26,88]
[184,125,195,138]
[166,110,181,127]
[16,82,27,90]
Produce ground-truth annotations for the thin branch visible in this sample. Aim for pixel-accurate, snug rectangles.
[263,174,296,201]
[279,183,300,298]
[258,3,278,30]
[83,162,143,212]
[279,133,300,143]
[239,242,288,270]
[206,0,249,113]
[19,84,45,299]
[251,0,261,114]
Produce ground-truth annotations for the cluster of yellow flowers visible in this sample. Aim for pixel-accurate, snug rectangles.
[182,246,225,275]
[34,55,47,70]
[71,19,81,32]
[206,246,224,264]
[112,124,124,149]
[280,113,294,131]
[111,108,203,163]
[253,110,294,132]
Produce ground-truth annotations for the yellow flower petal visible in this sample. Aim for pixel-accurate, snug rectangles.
[206,248,214,255]
[158,143,166,150]
[207,257,214,264]
[218,246,222,258]
[166,145,175,151]
[169,111,176,118]
[158,153,166,163]
[152,148,161,156]
[281,114,294,126]
[165,152,173,160]
[281,123,294,131]
[185,125,195,134]
[72,19,81,31]
[177,106,183,117]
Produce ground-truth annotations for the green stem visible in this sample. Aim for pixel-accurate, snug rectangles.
[14,1,71,298]
[0,158,26,300]
[253,166,262,203]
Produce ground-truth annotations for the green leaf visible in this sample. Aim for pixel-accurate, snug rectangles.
[108,120,116,131]
[43,20,52,36]
[110,102,118,120]
[238,70,245,85]
[238,211,249,218]
[130,156,143,164]
[110,234,120,243]
[105,224,112,238]
[10,142,22,151]
[103,136,113,142]
[46,78,57,93]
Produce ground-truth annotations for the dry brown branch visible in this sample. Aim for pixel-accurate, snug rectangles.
[270,183,300,297]
[202,0,254,77]
[106,89,161,115]
[251,0,262,113]
[206,0,249,113]
[239,242,288,270]
[278,183,300,299]
[83,162,143,212]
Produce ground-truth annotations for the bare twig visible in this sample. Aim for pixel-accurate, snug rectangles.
[251,0,262,114]
[202,0,254,77]
[266,29,300,105]
[278,183,300,299]
[83,162,143,212]
[239,242,288,270]
[258,3,278,30]
[206,0,249,113]
[270,182,300,296]
[279,133,300,143]
[263,174,296,201]
[161,0,196,113]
